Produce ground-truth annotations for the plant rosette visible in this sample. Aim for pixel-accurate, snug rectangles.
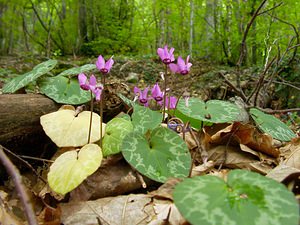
[173,169,299,225]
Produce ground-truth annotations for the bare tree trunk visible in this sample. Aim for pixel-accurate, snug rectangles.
[189,0,194,57]
[78,0,88,51]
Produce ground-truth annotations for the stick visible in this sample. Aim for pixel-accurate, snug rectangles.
[0,145,38,225]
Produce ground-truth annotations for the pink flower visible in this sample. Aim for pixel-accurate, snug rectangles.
[96,55,114,74]
[169,56,192,75]
[165,96,177,109]
[151,83,164,102]
[134,86,150,106]
[157,45,175,65]
[93,85,103,101]
[78,73,103,101]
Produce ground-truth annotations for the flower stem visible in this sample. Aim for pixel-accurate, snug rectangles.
[100,75,106,148]
[162,64,168,122]
[88,91,93,144]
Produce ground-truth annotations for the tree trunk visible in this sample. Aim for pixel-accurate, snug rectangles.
[78,0,88,45]
[189,0,194,56]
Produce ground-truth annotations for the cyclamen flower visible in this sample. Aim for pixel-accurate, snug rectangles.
[78,73,103,101]
[165,96,177,109]
[96,55,114,74]
[157,45,175,65]
[169,56,192,75]
[134,86,150,106]
[151,83,164,102]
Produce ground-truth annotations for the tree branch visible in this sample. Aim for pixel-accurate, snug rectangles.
[237,0,267,68]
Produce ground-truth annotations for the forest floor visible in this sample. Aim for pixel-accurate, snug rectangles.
[0,55,299,224]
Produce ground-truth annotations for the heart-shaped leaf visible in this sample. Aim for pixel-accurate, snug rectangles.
[2,59,57,93]
[40,106,105,147]
[250,108,296,141]
[173,169,299,225]
[39,76,91,104]
[102,117,133,157]
[122,127,191,183]
[48,144,102,195]
[132,104,162,134]
[176,98,240,124]
[57,64,96,77]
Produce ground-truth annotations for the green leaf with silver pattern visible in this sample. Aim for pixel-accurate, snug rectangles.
[122,126,191,183]
[58,64,96,77]
[173,169,299,225]
[2,59,57,93]
[250,108,296,141]
[176,97,241,124]
[131,104,162,134]
[39,76,91,104]
[102,117,133,157]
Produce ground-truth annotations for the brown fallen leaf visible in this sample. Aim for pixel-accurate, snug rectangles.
[0,207,23,225]
[266,164,300,182]
[282,138,300,169]
[207,145,258,169]
[207,122,280,157]
[70,156,156,201]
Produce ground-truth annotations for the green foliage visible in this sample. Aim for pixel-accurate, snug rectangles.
[2,59,57,93]
[102,118,133,157]
[131,104,162,134]
[57,64,96,77]
[39,76,91,104]
[173,169,299,225]
[175,98,241,126]
[122,126,191,183]
[250,108,296,141]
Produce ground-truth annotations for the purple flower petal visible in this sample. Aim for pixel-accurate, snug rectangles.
[151,83,164,102]
[96,55,105,71]
[89,75,97,86]
[157,45,175,65]
[78,73,90,90]
[169,63,178,74]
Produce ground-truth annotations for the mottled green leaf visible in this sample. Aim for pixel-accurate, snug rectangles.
[2,59,57,93]
[250,108,296,141]
[122,127,191,183]
[102,118,133,157]
[58,64,96,76]
[48,144,102,195]
[132,104,162,133]
[176,98,240,123]
[39,76,91,104]
[174,169,299,225]
[118,93,135,107]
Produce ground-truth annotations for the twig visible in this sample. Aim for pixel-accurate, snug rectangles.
[0,145,38,225]
[3,146,47,184]
[269,79,300,91]
[249,56,276,106]
[218,72,247,102]
[255,107,300,114]
[257,2,283,16]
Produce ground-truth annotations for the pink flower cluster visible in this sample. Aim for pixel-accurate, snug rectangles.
[78,55,114,101]
[134,83,177,109]
[157,45,192,75]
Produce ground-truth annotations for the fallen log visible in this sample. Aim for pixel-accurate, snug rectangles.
[0,94,60,156]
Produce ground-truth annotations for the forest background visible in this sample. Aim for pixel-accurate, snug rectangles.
[0,0,299,108]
